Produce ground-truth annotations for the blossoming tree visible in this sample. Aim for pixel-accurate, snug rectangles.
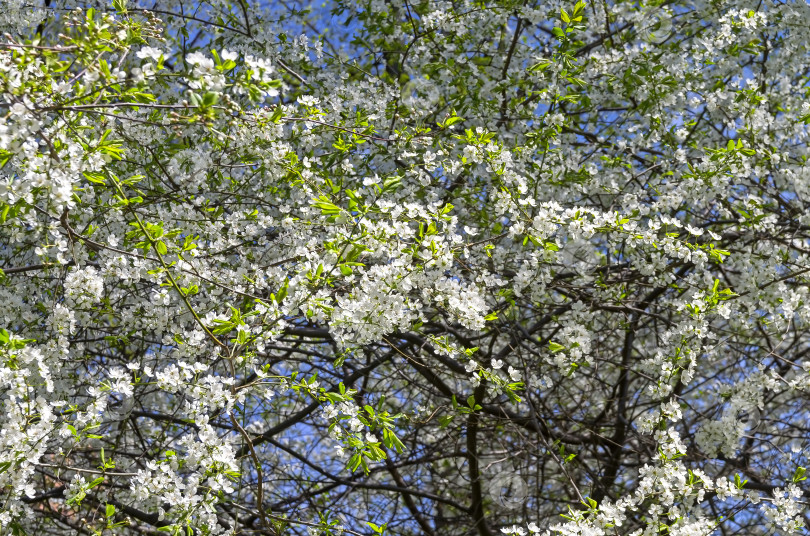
[1,0,810,534]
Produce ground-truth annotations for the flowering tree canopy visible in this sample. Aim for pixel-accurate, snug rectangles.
[2,0,810,534]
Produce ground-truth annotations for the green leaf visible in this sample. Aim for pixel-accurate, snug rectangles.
[529,60,552,72]
[83,171,107,184]
[202,92,219,107]
[313,197,341,215]
[0,150,14,168]
[0,461,12,475]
